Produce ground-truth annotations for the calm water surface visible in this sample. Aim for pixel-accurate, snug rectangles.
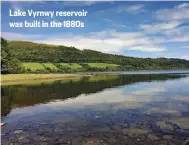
[1,72,189,145]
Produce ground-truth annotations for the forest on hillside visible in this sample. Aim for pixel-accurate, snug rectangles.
[1,37,189,74]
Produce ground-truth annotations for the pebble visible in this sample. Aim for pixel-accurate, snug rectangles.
[108,138,117,144]
[19,138,30,144]
[163,135,173,140]
[13,130,23,134]
[87,140,95,144]
[94,115,101,119]
[184,139,189,145]
[72,136,83,145]
[148,134,159,140]
[39,142,48,145]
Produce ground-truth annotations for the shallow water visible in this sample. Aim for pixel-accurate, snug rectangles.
[1,72,189,145]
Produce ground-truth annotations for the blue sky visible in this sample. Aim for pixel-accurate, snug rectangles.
[1,1,189,59]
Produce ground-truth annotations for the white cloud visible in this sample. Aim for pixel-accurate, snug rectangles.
[10,2,22,10]
[163,52,189,60]
[181,55,189,60]
[156,3,189,21]
[140,21,181,33]
[62,1,101,7]
[118,4,145,14]
[183,46,189,49]
[37,31,166,53]
[2,30,167,53]
[169,35,189,42]
[128,45,166,52]
[8,1,45,11]
[163,25,189,36]
[1,32,42,40]
[175,3,189,9]
[139,3,189,45]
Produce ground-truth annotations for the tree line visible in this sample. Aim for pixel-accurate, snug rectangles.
[1,37,189,74]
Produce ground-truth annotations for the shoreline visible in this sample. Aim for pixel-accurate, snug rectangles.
[1,69,189,85]
[1,74,93,85]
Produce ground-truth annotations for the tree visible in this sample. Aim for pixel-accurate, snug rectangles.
[1,37,23,74]
[7,59,23,74]
[1,37,10,74]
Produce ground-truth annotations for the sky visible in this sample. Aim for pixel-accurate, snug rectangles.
[1,1,189,59]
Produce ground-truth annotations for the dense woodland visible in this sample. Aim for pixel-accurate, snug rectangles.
[1,37,189,74]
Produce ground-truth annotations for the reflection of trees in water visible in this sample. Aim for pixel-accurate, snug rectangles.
[1,88,13,119]
[1,74,186,118]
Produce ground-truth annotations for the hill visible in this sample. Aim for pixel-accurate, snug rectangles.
[1,38,189,74]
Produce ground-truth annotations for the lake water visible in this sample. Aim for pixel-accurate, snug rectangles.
[1,71,189,145]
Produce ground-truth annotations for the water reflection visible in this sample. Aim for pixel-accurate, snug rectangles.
[1,74,189,145]
[1,74,186,117]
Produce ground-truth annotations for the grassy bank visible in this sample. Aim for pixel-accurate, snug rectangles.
[21,62,120,73]
[1,74,92,85]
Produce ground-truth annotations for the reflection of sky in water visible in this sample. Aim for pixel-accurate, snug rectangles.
[6,75,189,121]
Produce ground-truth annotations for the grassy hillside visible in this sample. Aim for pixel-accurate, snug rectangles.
[87,63,119,68]
[2,38,189,74]
[23,63,45,70]
[21,62,120,73]
[59,63,82,70]
[42,63,58,70]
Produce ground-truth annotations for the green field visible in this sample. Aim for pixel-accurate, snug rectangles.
[42,63,58,70]
[59,63,82,70]
[87,63,119,68]
[22,62,119,72]
[22,63,45,70]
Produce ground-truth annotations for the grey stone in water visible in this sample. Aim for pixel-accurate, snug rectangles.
[13,130,23,134]
[18,138,30,144]
[108,138,117,144]
[111,125,120,130]
[148,134,159,140]
[121,123,129,128]
[122,129,128,135]
[94,115,101,119]
[1,141,12,145]
[129,123,137,128]
[39,142,48,145]
[156,121,174,132]
[175,129,189,136]
[163,135,173,140]
[58,138,68,144]
[72,136,83,145]
[184,139,189,145]
[84,132,91,137]
[18,136,25,140]
[11,143,20,145]
[36,136,47,141]
[54,127,64,133]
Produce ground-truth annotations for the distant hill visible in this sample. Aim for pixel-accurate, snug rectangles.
[2,38,189,74]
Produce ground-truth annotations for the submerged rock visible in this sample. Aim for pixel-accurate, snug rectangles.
[126,128,149,135]
[18,137,30,144]
[184,139,189,145]
[72,136,83,145]
[13,130,23,134]
[163,135,173,140]
[108,138,117,144]
[81,139,101,145]
[148,134,159,140]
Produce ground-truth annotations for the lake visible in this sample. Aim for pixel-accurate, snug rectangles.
[1,71,189,145]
